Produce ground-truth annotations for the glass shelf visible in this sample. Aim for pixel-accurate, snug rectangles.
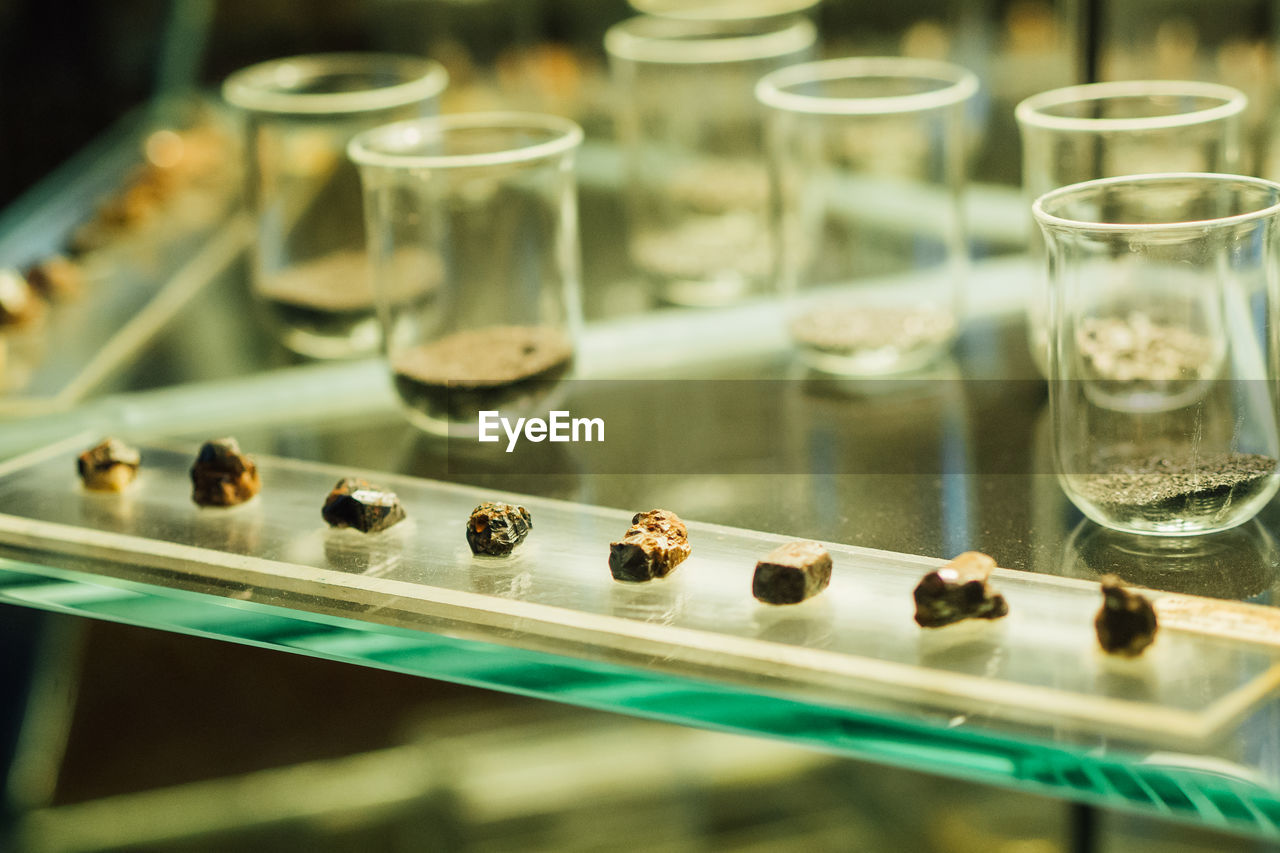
[3,438,1278,746]
[1,434,1280,838]
[0,98,244,415]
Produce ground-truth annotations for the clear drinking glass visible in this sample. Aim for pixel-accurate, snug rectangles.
[1016,80,1247,375]
[1035,172,1280,536]
[757,57,978,376]
[605,14,816,307]
[224,53,449,358]
[349,112,584,436]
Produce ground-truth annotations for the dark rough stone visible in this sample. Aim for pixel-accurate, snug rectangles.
[322,478,406,534]
[190,438,260,507]
[466,501,532,556]
[1095,574,1158,657]
[609,509,691,583]
[753,541,832,605]
[77,437,140,492]
[913,551,1009,628]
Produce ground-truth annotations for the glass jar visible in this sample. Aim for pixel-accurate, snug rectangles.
[1035,172,1280,536]
[224,53,448,358]
[757,57,978,376]
[1016,80,1247,376]
[605,14,816,307]
[349,112,584,437]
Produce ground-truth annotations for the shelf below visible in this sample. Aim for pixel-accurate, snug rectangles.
[1,439,1280,837]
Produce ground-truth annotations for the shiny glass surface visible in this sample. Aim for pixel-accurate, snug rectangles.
[9,106,1280,841]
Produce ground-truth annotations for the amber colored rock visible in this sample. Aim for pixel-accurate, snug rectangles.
[190,438,260,507]
[466,501,532,556]
[77,438,140,492]
[322,478,406,534]
[0,269,44,327]
[609,509,691,583]
[25,255,84,301]
[1095,574,1158,657]
[913,550,1009,628]
[753,541,832,605]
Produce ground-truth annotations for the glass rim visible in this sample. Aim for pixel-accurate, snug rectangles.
[222,52,449,115]
[604,14,816,65]
[1032,172,1280,233]
[627,0,822,20]
[348,112,584,170]
[755,57,979,115]
[1015,80,1247,134]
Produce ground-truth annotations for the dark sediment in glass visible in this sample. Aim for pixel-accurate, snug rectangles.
[1074,453,1278,522]
[391,326,573,424]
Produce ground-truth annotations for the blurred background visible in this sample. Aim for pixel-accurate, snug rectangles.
[0,0,1209,206]
[2,0,1280,850]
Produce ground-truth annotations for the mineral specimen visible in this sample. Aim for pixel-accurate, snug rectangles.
[913,551,1009,628]
[321,478,406,534]
[0,269,44,326]
[24,255,84,302]
[1095,574,1158,657]
[77,438,140,492]
[608,509,691,583]
[752,541,832,605]
[466,501,532,556]
[190,438,260,507]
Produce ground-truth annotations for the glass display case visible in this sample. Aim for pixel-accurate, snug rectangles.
[3,2,1280,850]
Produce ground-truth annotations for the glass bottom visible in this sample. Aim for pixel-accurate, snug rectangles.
[256,247,441,359]
[630,214,770,308]
[656,273,757,308]
[790,304,956,376]
[267,303,381,359]
[389,325,574,436]
[1062,457,1280,537]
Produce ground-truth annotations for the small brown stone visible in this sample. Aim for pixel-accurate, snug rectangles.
[753,541,832,605]
[913,551,1008,628]
[77,438,140,492]
[322,478,405,534]
[609,509,691,583]
[0,269,44,327]
[24,255,84,301]
[1095,574,1158,657]
[190,438,260,507]
[467,502,532,556]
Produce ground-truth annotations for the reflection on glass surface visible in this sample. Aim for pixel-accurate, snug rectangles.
[1059,519,1280,603]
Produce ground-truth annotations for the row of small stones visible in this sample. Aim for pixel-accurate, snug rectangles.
[78,438,1157,658]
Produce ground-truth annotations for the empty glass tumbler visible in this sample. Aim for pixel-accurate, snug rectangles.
[349,113,584,436]
[1016,80,1247,374]
[224,53,448,358]
[605,14,816,307]
[757,57,978,376]
[1035,173,1280,536]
